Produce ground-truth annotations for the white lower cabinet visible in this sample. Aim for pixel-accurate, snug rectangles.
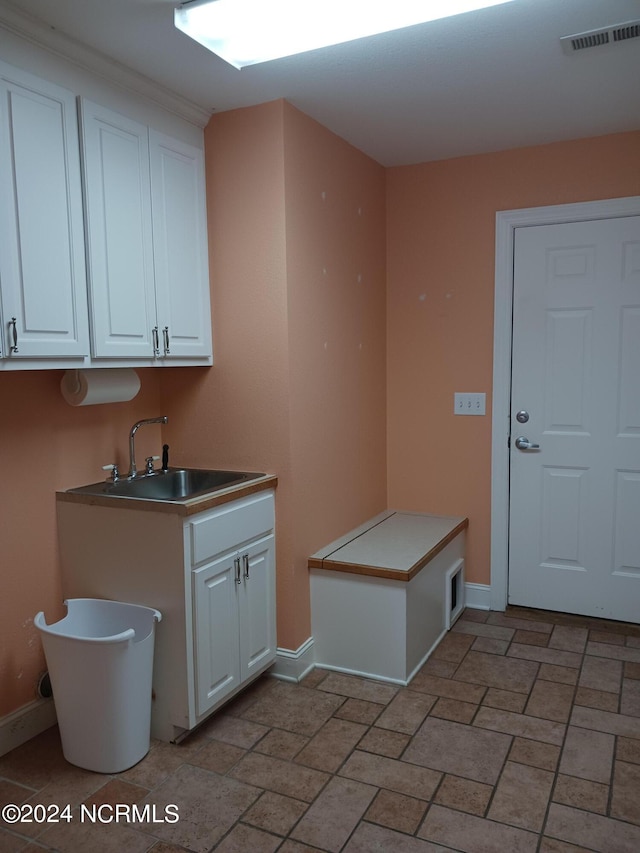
[57,488,276,742]
[193,534,275,716]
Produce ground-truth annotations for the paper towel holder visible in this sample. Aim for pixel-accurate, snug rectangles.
[61,368,141,407]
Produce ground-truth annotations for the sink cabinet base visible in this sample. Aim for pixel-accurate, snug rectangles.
[56,488,276,741]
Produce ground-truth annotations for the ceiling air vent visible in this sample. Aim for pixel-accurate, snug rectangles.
[560,20,640,54]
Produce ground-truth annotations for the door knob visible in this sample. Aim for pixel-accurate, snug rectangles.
[515,436,540,451]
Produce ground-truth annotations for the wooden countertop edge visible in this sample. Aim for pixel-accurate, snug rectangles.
[308,517,468,582]
[56,475,278,516]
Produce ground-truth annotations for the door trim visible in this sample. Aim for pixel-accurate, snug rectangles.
[490,195,640,612]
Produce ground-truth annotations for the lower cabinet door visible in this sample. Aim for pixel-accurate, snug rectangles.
[238,535,276,680]
[193,553,241,716]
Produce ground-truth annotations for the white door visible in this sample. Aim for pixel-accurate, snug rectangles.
[508,216,640,623]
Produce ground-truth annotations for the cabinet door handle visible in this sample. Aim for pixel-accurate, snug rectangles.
[152,326,160,357]
[9,317,18,353]
[234,556,242,585]
[243,553,250,580]
[163,326,170,355]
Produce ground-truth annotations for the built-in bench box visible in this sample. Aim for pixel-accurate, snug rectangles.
[309,511,468,685]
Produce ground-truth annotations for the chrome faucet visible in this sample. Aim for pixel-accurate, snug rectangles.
[128,416,168,478]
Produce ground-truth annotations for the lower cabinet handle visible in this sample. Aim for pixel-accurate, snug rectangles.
[163,326,170,355]
[234,556,242,585]
[10,317,18,354]
[243,553,250,580]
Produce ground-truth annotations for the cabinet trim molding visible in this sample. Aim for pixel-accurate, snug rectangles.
[0,5,211,128]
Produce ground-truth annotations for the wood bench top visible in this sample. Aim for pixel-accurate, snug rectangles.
[308,511,468,582]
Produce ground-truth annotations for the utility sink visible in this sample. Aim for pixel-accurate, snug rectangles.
[67,468,266,503]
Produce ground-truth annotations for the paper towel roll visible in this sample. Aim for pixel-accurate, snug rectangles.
[61,369,141,406]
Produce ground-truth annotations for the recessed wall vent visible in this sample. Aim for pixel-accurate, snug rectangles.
[561,20,640,54]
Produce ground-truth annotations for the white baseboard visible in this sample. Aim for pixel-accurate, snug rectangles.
[0,698,56,757]
[465,582,492,611]
[270,637,315,683]
[307,661,408,686]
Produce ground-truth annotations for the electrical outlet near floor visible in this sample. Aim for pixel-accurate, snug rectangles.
[454,392,486,415]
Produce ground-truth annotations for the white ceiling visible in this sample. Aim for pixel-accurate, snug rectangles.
[1,0,639,166]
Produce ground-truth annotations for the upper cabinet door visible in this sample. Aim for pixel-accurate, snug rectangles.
[80,99,157,358]
[149,131,212,359]
[0,62,89,358]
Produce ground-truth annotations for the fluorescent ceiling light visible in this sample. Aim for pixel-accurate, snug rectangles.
[175,0,516,69]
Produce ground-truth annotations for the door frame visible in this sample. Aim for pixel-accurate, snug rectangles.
[490,195,640,612]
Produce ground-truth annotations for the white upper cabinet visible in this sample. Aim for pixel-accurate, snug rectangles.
[0,61,89,360]
[149,131,212,359]
[80,100,157,358]
[80,100,212,361]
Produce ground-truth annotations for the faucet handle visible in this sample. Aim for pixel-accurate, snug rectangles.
[102,463,120,482]
[145,455,160,474]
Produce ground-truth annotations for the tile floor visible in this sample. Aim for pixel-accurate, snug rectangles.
[2,606,640,853]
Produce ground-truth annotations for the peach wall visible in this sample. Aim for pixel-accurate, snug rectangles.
[160,100,387,651]
[282,103,387,642]
[386,130,640,586]
[0,369,163,716]
[159,100,296,643]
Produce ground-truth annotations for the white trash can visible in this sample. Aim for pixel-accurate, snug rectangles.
[35,598,162,773]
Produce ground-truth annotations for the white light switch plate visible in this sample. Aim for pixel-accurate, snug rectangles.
[454,392,486,415]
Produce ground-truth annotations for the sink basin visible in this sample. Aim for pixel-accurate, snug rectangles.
[67,468,266,502]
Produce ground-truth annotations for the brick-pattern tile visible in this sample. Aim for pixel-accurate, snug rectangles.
[419,803,539,852]
[403,716,511,784]
[549,626,588,654]
[472,635,510,654]
[2,606,639,853]
[429,697,478,723]
[473,706,566,745]
[488,761,554,831]
[508,737,560,771]
[243,790,308,835]
[339,750,441,799]
[455,650,539,693]
[525,679,575,723]
[559,726,614,783]
[574,686,619,712]
[364,788,428,834]
[229,753,328,801]
[513,629,550,647]
[610,761,640,825]
[358,727,410,758]
[545,803,640,852]
[452,619,514,642]
[433,773,493,816]
[482,687,527,713]
[579,655,623,694]
[289,777,376,852]
[294,717,367,772]
[508,643,583,669]
[552,774,609,814]
[374,690,437,734]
